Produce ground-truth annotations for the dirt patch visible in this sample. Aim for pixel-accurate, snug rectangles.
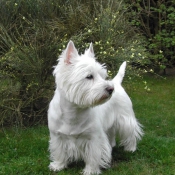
[165,68,175,75]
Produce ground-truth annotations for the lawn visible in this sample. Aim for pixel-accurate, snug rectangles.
[0,75,175,175]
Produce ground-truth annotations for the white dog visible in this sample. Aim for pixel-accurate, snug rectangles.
[48,41,143,175]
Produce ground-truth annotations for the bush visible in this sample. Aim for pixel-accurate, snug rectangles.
[0,0,148,126]
[125,0,175,70]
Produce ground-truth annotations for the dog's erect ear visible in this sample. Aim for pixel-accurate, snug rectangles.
[64,40,78,64]
[85,42,95,58]
[89,43,94,56]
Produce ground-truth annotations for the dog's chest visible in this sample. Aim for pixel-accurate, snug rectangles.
[57,111,95,136]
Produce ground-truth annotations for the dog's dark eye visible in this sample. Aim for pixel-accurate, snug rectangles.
[86,75,93,80]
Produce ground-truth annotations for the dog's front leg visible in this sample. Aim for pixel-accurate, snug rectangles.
[82,135,111,175]
[82,145,101,175]
[48,132,68,172]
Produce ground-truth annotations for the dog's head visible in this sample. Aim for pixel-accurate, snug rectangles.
[53,41,114,108]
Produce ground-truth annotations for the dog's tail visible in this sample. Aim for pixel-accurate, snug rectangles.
[112,61,126,84]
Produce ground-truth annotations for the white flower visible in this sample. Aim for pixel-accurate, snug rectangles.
[131,53,134,58]
[138,53,141,56]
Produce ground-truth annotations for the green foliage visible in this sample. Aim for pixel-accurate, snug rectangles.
[125,0,175,69]
[0,0,148,126]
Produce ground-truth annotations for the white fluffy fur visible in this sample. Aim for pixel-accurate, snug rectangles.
[48,41,143,175]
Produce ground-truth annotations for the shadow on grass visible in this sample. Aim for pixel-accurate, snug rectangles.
[111,146,133,168]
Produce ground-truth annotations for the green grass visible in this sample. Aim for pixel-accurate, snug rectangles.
[0,76,175,175]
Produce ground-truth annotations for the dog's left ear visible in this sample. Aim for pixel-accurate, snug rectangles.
[64,40,79,64]
[85,43,95,58]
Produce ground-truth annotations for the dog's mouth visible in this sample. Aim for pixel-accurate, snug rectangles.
[94,94,112,106]
[101,94,110,101]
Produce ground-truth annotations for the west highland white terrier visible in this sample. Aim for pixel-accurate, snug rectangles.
[48,41,143,175]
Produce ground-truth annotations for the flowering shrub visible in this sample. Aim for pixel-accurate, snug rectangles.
[0,0,148,126]
[125,0,175,70]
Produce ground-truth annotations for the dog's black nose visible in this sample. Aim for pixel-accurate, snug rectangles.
[106,87,114,95]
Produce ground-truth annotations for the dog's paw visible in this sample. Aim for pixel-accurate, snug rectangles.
[49,161,66,171]
[82,166,101,175]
